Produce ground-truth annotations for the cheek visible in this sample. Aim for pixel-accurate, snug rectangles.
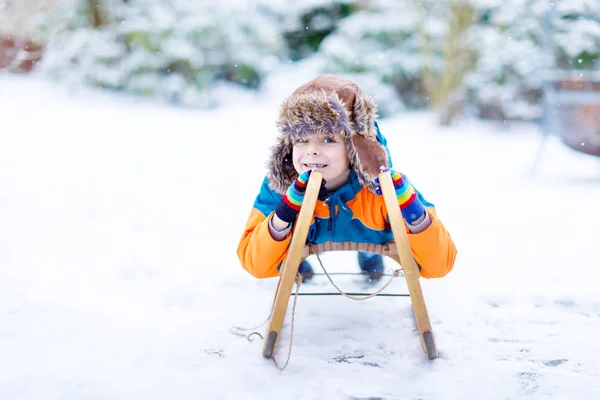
[327,147,349,168]
[291,147,302,166]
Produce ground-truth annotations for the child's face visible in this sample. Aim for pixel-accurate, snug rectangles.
[292,134,350,191]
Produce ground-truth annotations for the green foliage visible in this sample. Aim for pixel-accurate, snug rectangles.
[573,51,597,69]
[33,0,600,120]
[281,2,356,61]
[318,3,440,110]
[36,1,285,107]
[319,0,599,122]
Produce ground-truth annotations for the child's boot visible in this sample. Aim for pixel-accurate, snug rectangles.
[298,259,314,281]
[358,252,384,283]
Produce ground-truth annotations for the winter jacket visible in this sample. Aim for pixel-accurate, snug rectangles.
[237,170,457,279]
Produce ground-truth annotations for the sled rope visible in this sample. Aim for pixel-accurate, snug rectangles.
[315,253,402,300]
[271,257,401,370]
[229,274,303,371]
[229,318,269,341]
[271,273,303,371]
[232,253,401,370]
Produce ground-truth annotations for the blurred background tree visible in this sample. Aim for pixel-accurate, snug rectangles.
[418,0,475,126]
[86,0,106,27]
[33,0,286,107]
[2,0,598,123]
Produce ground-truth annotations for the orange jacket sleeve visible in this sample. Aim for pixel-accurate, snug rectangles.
[237,208,291,278]
[237,177,293,278]
[405,207,457,278]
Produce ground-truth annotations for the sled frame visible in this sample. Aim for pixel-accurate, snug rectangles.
[262,171,437,360]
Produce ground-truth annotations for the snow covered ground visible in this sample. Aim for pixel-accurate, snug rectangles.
[1,70,600,399]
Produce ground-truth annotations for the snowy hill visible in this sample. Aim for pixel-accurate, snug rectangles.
[1,72,600,399]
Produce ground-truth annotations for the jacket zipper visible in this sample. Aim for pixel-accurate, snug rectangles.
[325,198,334,232]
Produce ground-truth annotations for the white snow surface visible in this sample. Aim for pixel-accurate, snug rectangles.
[1,69,600,399]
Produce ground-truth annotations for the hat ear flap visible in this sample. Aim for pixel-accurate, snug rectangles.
[353,92,378,139]
[349,134,390,193]
[349,89,384,194]
[267,141,297,195]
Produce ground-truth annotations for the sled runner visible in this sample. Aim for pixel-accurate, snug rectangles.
[262,170,438,362]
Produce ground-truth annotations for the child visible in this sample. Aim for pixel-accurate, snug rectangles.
[237,74,456,280]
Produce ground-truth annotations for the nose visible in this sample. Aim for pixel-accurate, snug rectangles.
[306,141,320,155]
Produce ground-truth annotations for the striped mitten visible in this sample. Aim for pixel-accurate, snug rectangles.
[375,168,426,224]
[275,170,317,224]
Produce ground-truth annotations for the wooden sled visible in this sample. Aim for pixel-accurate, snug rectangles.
[262,171,437,361]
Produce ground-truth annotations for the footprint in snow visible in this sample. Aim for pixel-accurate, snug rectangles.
[329,353,380,368]
[515,371,539,396]
[543,359,568,367]
[205,349,225,358]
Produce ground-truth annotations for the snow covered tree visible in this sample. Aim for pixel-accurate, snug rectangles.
[257,0,357,61]
[466,0,600,121]
[30,0,599,118]
[318,0,599,122]
[552,0,600,70]
[317,0,453,117]
[35,0,286,108]
[418,0,476,125]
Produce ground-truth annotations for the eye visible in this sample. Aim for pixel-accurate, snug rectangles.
[295,138,308,144]
[323,137,336,143]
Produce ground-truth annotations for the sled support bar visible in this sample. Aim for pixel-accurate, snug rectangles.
[378,170,437,360]
[262,172,323,359]
[262,170,438,360]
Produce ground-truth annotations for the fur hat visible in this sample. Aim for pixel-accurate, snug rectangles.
[267,74,390,194]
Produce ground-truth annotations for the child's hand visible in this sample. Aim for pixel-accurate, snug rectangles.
[374,167,426,225]
[275,170,327,224]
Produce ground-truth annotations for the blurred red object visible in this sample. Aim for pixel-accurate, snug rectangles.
[552,74,600,157]
[0,36,43,72]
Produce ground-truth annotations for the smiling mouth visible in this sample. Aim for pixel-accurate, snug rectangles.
[304,163,328,169]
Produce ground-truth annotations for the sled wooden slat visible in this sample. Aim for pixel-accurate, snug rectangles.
[262,172,323,359]
[262,170,438,361]
[378,171,437,359]
[303,242,399,259]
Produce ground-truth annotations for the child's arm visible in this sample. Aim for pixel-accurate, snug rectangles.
[237,177,292,278]
[376,170,457,278]
[271,214,292,232]
[237,171,322,278]
[403,207,456,279]
[406,210,431,233]
[237,209,292,278]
